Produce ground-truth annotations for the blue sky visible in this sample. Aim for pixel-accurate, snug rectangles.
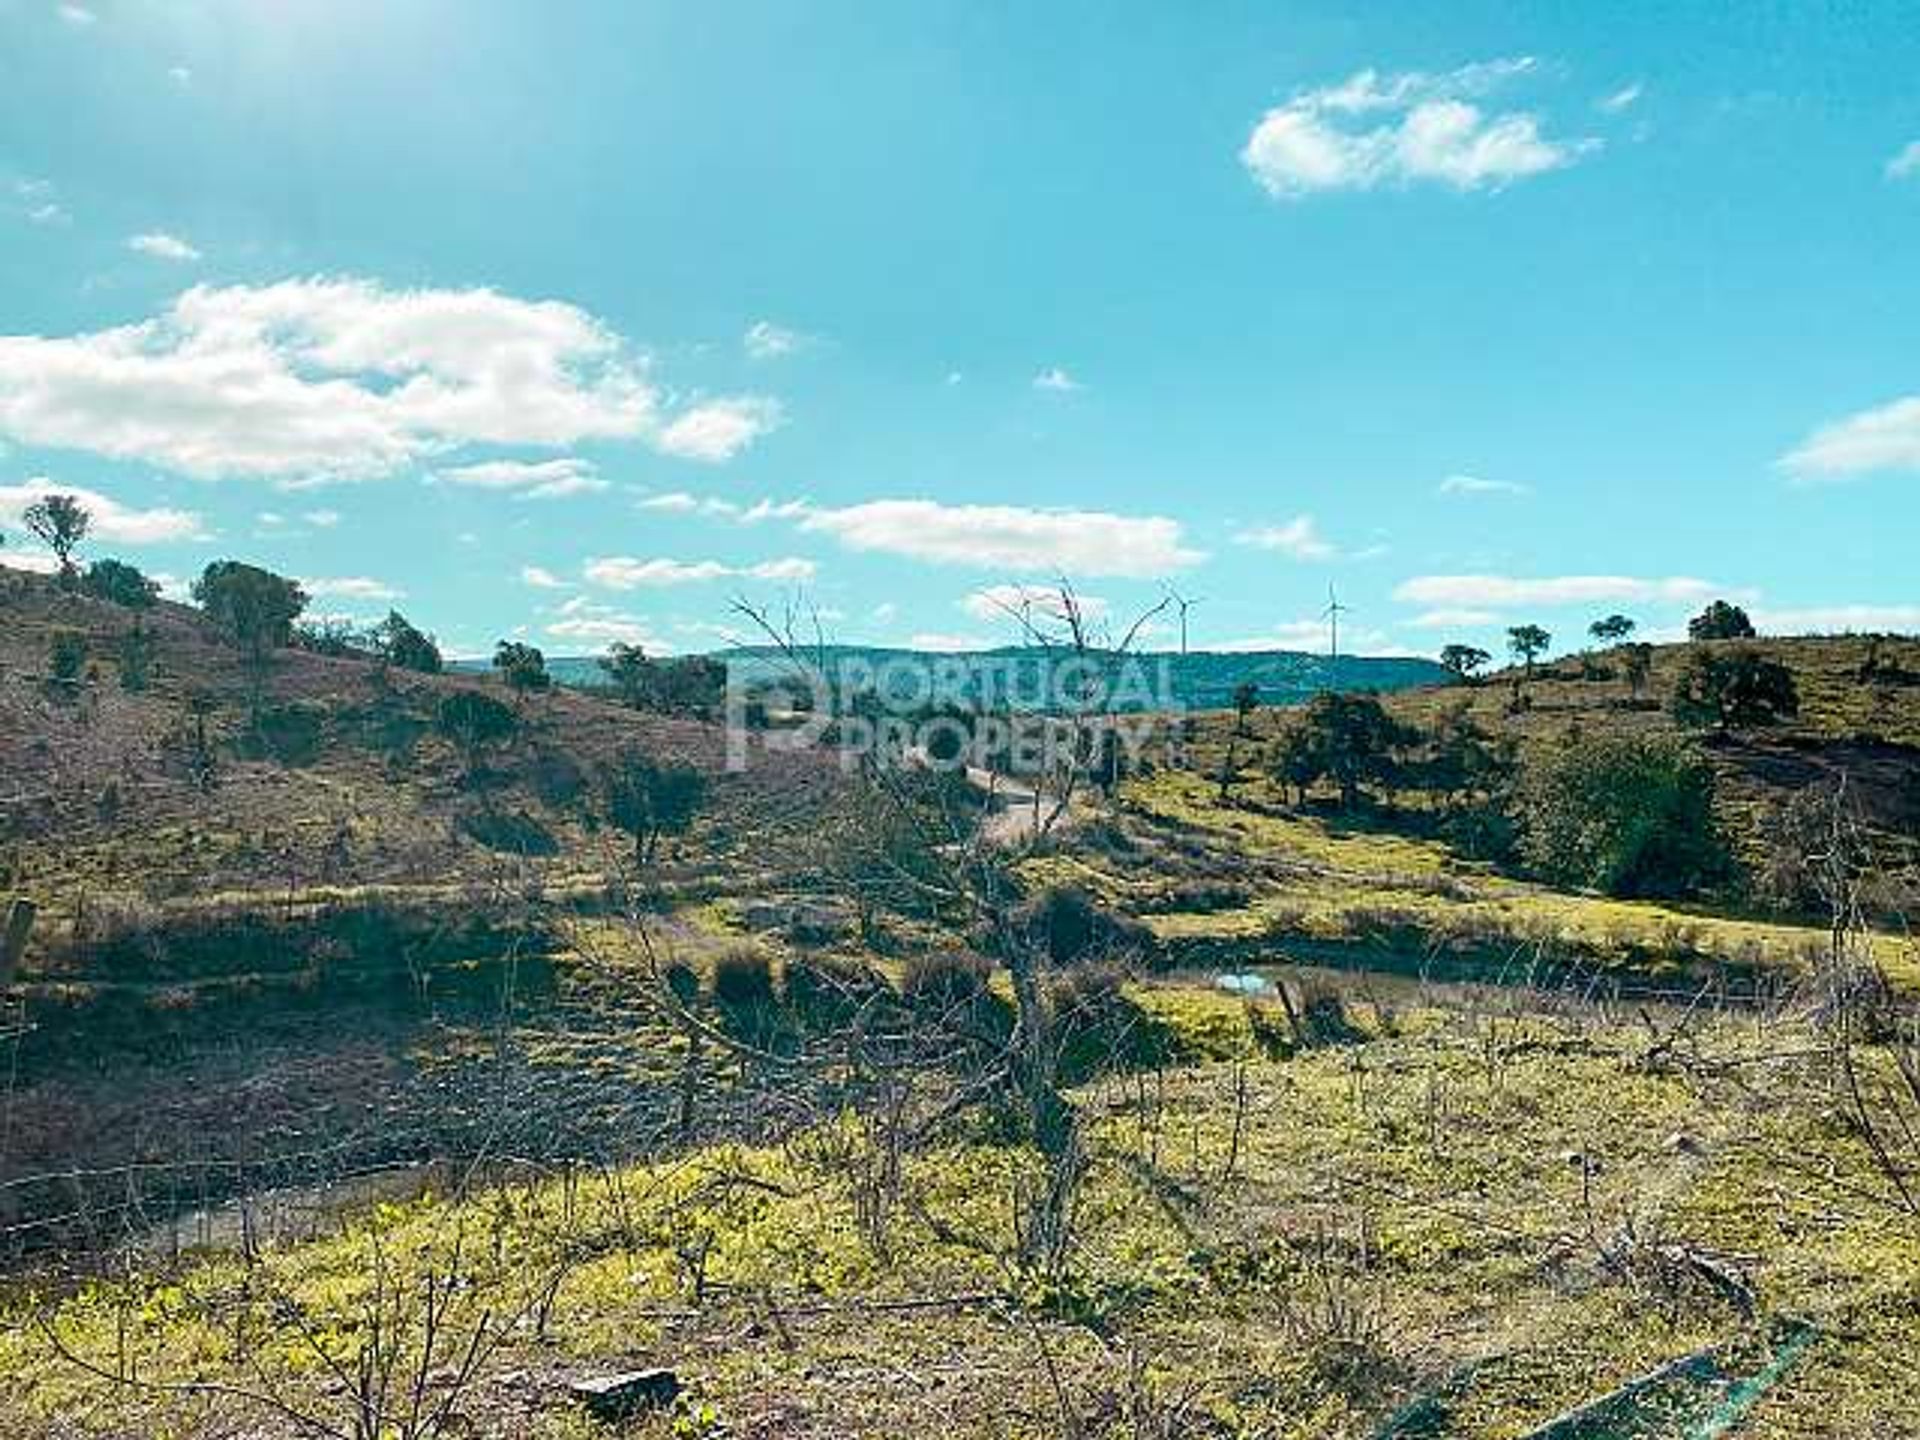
[2,0,1917,660]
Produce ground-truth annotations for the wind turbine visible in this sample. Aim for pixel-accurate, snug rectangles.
[1322,582,1352,664]
[1167,588,1203,656]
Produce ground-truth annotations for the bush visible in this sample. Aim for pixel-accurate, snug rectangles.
[47,630,87,684]
[710,947,776,1012]
[900,950,993,1014]
[1018,885,1154,967]
[250,701,327,765]
[82,558,159,609]
[1518,734,1731,899]
[786,954,891,1030]
[1669,647,1799,731]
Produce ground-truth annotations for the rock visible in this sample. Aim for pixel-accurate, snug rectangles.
[568,1368,682,1420]
[1665,1131,1701,1155]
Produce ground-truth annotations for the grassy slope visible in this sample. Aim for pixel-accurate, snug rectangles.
[6,981,1918,1438]
[1095,635,1919,989]
[0,571,837,968]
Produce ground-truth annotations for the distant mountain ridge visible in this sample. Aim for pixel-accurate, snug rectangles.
[485,645,1449,711]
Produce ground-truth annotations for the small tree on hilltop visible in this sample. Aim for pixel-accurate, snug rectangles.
[1688,600,1756,641]
[603,750,708,865]
[599,641,652,708]
[1589,613,1636,645]
[23,493,90,583]
[1439,643,1491,683]
[493,640,551,699]
[1507,624,1552,678]
[193,561,308,661]
[81,557,159,609]
[435,689,519,780]
[192,561,308,719]
[372,610,443,674]
[1670,647,1800,731]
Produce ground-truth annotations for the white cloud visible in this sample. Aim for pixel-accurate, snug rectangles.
[656,397,784,462]
[0,278,781,482]
[1886,141,1920,180]
[1234,514,1336,560]
[127,232,201,263]
[1394,574,1722,608]
[1782,395,1920,478]
[637,490,700,512]
[961,583,1109,626]
[1753,604,1920,635]
[27,203,70,226]
[584,554,818,589]
[520,565,568,590]
[798,498,1202,578]
[303,508,341,528]
[303,575,402,602]
[169,65,192,86]
[743,320,806,360]
[1033,366,1084,393]
[908,631,992,653]
[1214,618,1398,654]
[434,456,610,499]
[0,478,205,544]
[1241,57,1596,197]
[1438,472,1530,497]
[58,4,96,25]
[1407,607,1502,629]
[544,597,671,650]
[1597,83,1643,113]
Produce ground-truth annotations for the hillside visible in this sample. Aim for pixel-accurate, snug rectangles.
[0,569,838,962]
[507,643,1450,711]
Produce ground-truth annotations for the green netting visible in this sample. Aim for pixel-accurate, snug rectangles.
[1374,1319,1818,1440]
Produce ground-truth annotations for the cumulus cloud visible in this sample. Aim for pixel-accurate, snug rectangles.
[1753,604,1920,635]
[1241,57,1596,197]
[1033,366,1084,393]
[1782,395,1920,479]
[545,595,671,650]
[798,498,1201,578]
[432,457,610,500]
[127,232,201,262]
[0,278,781,483]
[520,565,569,589]
[303,575,403,602]
[908,632,992,653]
[1234,514,1336,560]
[961,583,1109,625]
[1438,472,1530,497]
[1887,141,1920,180]
[584,555,818,589]
[1394,574,1722,608]
[1407,607,1502,629]
[0,478,204,544]
[58,4,96,25]
[656,398,784,462]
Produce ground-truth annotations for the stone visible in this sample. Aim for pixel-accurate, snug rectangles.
[568,1368,682,1420]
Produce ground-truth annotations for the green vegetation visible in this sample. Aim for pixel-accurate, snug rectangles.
[79,557,159,609]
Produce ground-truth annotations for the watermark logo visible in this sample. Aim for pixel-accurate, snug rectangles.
[724,651,1185,775]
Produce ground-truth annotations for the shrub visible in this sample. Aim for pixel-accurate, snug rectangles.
[710,947,776,1012]
[1019,885,1154,967]
[82,557,159,609]
[1518,733,1731,899]
[47,630,87,685]
[116,622,156,691]
[786,954,890,1030]
[1669,647,1799,731]
[900,950,993,1014]
[1688,600,1757,641]
[251,701,327,765]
